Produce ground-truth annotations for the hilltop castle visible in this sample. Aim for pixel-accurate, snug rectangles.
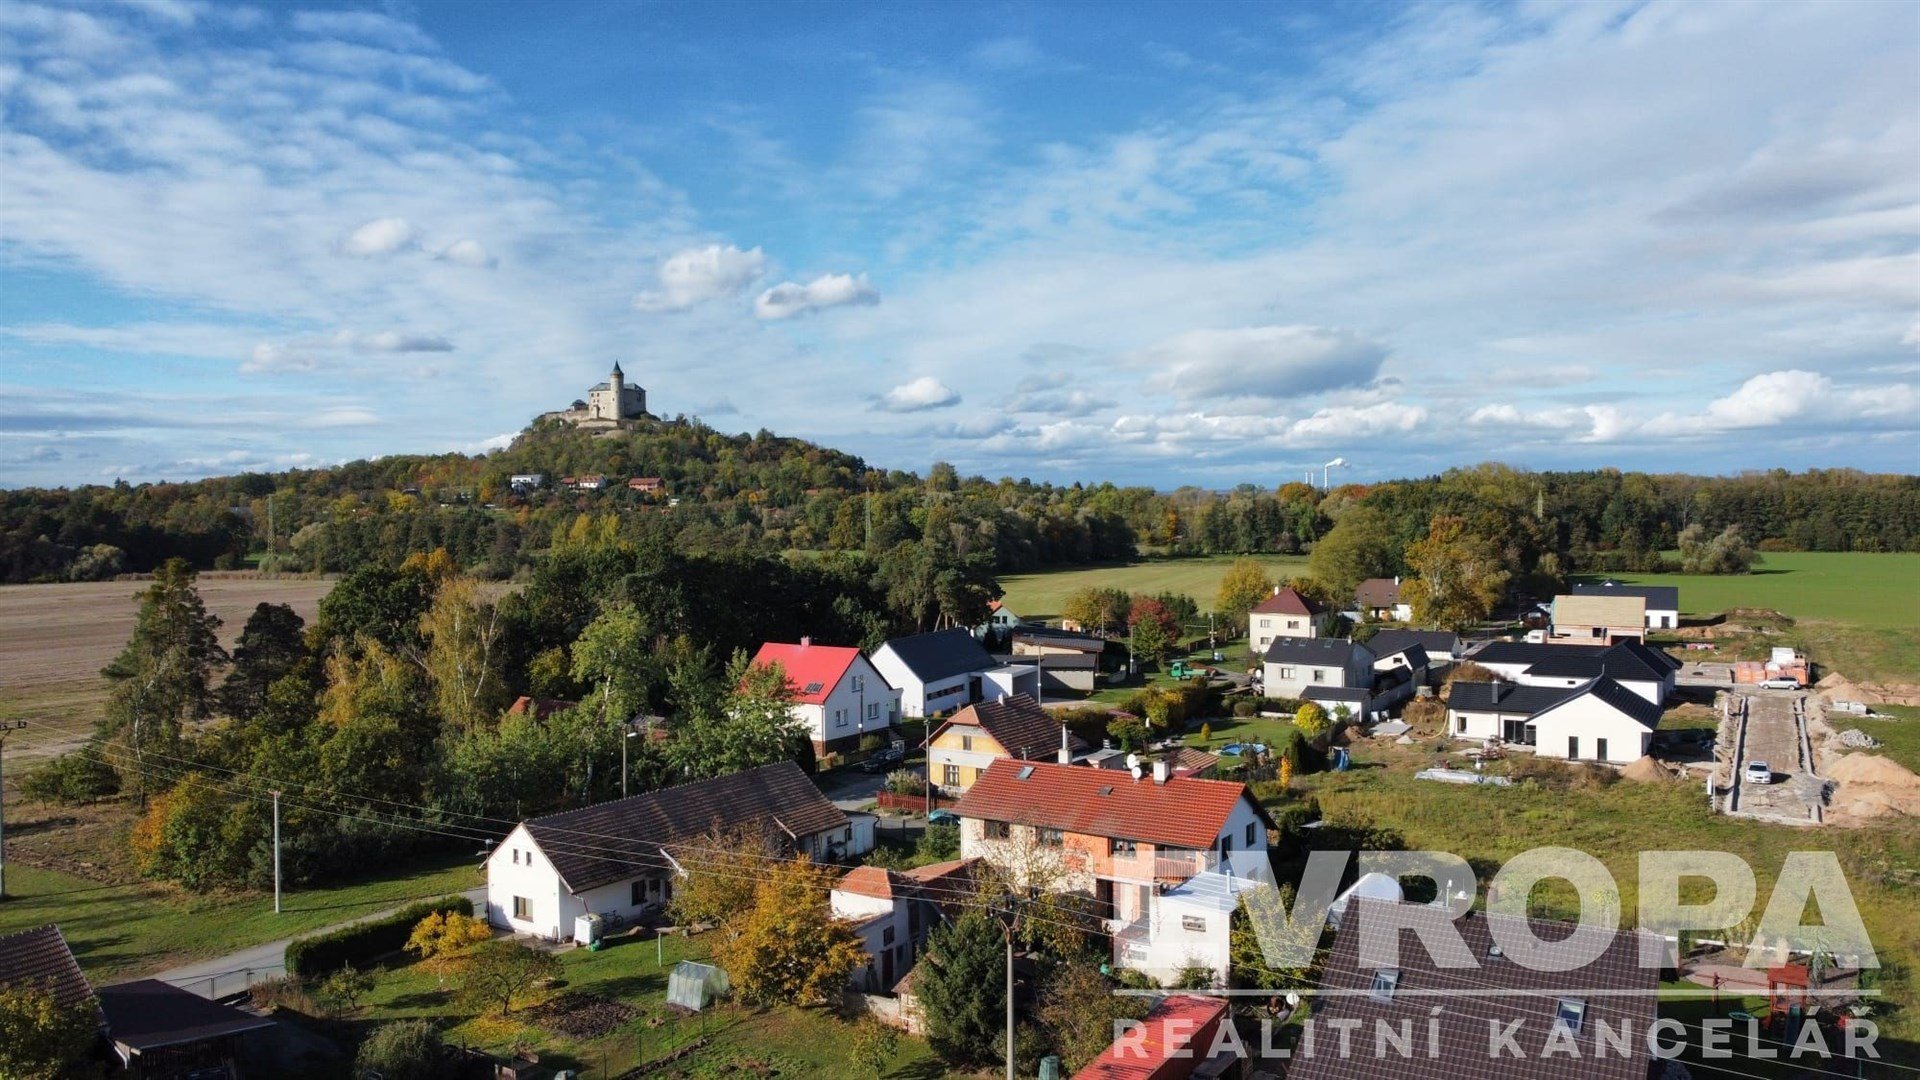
[543,362,651,429]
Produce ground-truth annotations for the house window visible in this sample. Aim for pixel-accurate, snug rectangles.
[986,821,1011,840]
[943,764,961,787]
[1457,715,1468,734]
[512,896,531,921]
[1569,736,1581,759]
[1279,667,1296,679]
[1246,822,1256,846]
[1182,915,1207,933]
[1110,837,1137,856]
[512,849,520,865]
[1037,827,1064,847]
[1502,717,1534,745]
[632,880,646,907]
[868,702,880,721]
[883,926,896,946]
[1554,999,1586,1035]
[853,674,864,691]
[961,735,973,751]
[844,827,853,842]
[1312,668,1326,683]
[1287,619,1300,629]
[835,709,848,728]
[1369,969,1400,1003]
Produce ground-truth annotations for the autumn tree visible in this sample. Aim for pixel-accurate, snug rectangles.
[0,983,102,1080]
[1214,558,1274,632]
[406,910,493,966]
[571,602,657,726]
[1678,523,1755,574]
[1307,505,1397,604]
[455,941,560,1017]
[1038,961,1148,1072]
[99,558,226,804]
[1293,701,1329,739]
[1126,594,1181,664]
[1402,516,1510,632]
[849,1015,900,1078]
[667,825,780,936]
[1059,586,1129,636]
[416,577,508,733]
[710,855,866,1005]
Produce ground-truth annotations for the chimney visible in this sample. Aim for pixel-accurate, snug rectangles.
[1057,725,1072,765]
[800,635,811,647]
[1272,584,1281,596]
[1152,759,1170,785]
[1492,680,1505,703]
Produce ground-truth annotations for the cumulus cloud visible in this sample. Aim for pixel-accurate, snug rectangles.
[755,272,880,320]
[1284,401,1427,446]
[436,239,496,268]
[1468,403,1637,443]
[1701,369,1831,430]
[632,245,766,312]
[1142,326,1386,402]
[337,217,417,257]
[877,376,961,412]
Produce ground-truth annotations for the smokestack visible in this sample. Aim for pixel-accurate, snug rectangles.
[1152,759,1170,785]
[1057,725,1072,765]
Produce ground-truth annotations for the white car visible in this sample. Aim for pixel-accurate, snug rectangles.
[1745,761,1773,785]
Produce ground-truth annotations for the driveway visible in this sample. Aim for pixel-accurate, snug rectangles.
[1729,690,1821,824]
[814,765,897,811]
[151,886,487,999]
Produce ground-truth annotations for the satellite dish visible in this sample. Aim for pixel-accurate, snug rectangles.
[1286,993,1301,1007]
[1125,753,1141,770]
[1130,765,1144,781]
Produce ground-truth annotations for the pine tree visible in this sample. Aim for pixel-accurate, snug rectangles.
[99,558,225,805]
[916,909,1008,1065]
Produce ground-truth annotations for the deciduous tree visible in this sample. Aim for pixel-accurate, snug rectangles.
[1307,506,1397,604]
[455,941,560,1017]
[417,577,508,733]
[1038,961,1147,1072]
[1402,516,1510,632]
[710,856,866,1005]
[0,983,102,1080]
[1214,558,1274,632]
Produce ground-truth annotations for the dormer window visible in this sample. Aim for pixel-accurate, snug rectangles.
[1369,969,1400,1003]
[1554,998,1586,1035]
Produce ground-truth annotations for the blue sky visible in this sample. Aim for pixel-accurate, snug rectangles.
[1,0,1916,488]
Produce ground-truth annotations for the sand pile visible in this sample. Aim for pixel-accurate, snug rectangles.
[1619,756,1673,783]
[1814,673,1873,705]
[1825,754,1920,822]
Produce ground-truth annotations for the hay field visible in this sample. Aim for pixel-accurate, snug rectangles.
[0,575,335,762]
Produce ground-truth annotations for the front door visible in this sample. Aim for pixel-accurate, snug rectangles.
[1596,738,1609,762]
[1569,736,1581,760]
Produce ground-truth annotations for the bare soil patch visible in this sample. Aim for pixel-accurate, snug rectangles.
[526,991,638,1039]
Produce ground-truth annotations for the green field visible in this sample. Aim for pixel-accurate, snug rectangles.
[999,554,1310,620]
[0,854,481,981]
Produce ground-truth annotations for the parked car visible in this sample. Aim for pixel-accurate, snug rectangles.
[1759,677,1802,690]
[926,809,959,825]
[860,746,905,772]
[1745,761,1773,785]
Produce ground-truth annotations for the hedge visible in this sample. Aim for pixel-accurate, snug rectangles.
[284,894,473,979]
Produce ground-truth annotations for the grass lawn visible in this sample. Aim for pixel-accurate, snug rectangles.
[998,554,1310,621]
[0,852,480,981]
[334,930,943,1079]
[1587,552,1920,684]
[1832,709,1920,776]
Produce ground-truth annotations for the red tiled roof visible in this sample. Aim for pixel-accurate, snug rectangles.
[1251,586,1321,616]
[750,641,862,704]
[507,696,578,719]
[1074,994,1229,1080]
[836,865,898,901]
[953,759,1260,850]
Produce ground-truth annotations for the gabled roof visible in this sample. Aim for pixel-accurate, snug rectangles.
[751,641,864,704]
[1161,746,1220,776]
[1446,681,1577,715]
[1251,586,1322,616]
[994,651,1098,670]
[98,979,274,1052]
[518,761,847,893]
[507,696,578,719]
[1471,641,1610,667]
[1524,641,1677,683]
[1531,676,1665,730]
[932,694,1085,759]
[1354,577,1402,608]
[1289,900,1659,1080]
[952,759,1265,851]
[835,865,900,901]
[1012,627,1107,653]
[877,628,997,683]
[0,926,92,1010]
[1264,636,1374,666]
[1074,994,1230,1080]
[1367,629,1462,659]
[1377,643,1429,670]
[1573,581,1679,610]
[1551,593,1645,627]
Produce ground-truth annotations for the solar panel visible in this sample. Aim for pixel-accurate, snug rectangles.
[802,681,824,695]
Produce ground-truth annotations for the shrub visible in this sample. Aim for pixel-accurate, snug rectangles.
[314,963,375,1016]
[354,1020,449,1080]
[1231,699,1256,718]
[1107,712,1148,751]
[1294,702,1329,738]
[884,769,925,796]
[18,750,121,805]
[916,822,960,862]
[858,733,885,753]
[286,895,472,979]
[406,911,491,965]
[1403,698,1446,732]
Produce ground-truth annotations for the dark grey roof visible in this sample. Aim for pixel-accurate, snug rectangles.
[519,761,847,893]
[1447,682,1578,715]
[1304,686,1371,703]
[1377,643,1429,670]
[1537,676,1664,729]
[1264,637,1375,665]
[0,926,92,1010]
[1012,628,1108,652]
[1471,641,1609,667]
[879,627,997,682]
[1573,582,1679,610]
[98,980,273,1051]
[1367,629,1462,659]
[1290,900,1659,1080]
[936,694,1086,758]
[993,652,1098,670]
[1524,641,1677,683]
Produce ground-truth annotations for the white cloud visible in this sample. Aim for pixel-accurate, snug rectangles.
[352,330,454,353]
[1285,401,1427,446]
[337,216,417,257]
[241,342,315,374]
[306,406,379,428]
[1700,369,1831,430]
[1141,326,1386,402]
[755,272,880,320]
[291,10,436,52]
[436,239,496,268]
[877,376,961,413]
[632,244,766,312]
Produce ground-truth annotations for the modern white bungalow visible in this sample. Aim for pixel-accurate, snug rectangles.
[1447,676,1662,764]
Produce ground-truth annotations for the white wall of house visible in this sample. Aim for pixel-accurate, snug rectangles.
[981,665,1041,702]
[869,648,976,719]
[1126,884,1235,987]
[832,889,913,992]
[1646,608,1678,630]
[1249,612,1325,655]
[800,657,901,747]
[1262,650,1372,701]
[1514,671,1666,706]
[1529,696,1654,764]
[485,825,567,941]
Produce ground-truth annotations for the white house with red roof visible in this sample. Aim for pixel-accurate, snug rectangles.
[951,758,1273,985]
[1248,585,1330,654]
[750,638,900,755]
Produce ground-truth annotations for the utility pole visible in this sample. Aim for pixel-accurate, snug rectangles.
[622,727,640,798]
[0,721,25,899]
[271,789,282,914]
[992,892,1024,1080]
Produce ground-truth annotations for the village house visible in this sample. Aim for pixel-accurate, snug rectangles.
[976,599,1025,638]
[1007,627,1107,694]
[750,638,901,755]
[1548,593,1647,645]
[951,758,1273,985]
[1366,628,1465,666]
[1248,585,1330,654]
[1353,576,1412,622]
[1572,581,1680,630]
[1073,994,1234,1080]
[626,476,664,495]
[870,627,1039,719]
[1448,676,1663,763]
[831,859,976,993]
[1262,637,1376,705]
[926,693,1087,794]
[485,761,868,942]
[1288,900,1659,1080]
[1471,640,1679,705]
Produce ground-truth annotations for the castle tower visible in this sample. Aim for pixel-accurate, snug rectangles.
[605,362,625,420]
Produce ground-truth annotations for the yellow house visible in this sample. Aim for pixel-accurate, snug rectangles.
[926,694,1086,794]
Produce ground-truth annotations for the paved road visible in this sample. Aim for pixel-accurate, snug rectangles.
[815,765,897,811]
[1729,690,1820,824]
[152,886,487,999]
